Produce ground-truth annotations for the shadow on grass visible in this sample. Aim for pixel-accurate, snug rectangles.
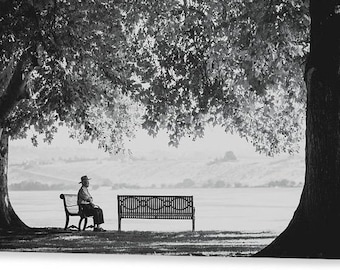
[0,227,276,257]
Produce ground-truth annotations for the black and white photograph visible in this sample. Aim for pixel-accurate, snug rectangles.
[0,0,339,269]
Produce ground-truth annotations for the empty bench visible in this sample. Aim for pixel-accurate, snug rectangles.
[59,194,94,231]
[117,195,195,231]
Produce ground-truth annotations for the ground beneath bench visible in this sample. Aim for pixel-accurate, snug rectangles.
[0,228,276,257]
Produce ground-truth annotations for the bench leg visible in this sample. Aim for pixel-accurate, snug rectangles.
[78,217,88,231]
[79,217,95,231]
[118,217,121,231]
[83,218,88,231]
[83,218,87,231]
[64,215,69,230]
[192,218,195,232]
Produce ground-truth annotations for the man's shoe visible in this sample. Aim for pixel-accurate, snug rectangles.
[94,227,105,232]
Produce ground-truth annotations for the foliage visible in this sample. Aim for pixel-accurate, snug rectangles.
[207,151,237,165]
[0,0,142,153]
[122,0,309,155]
[9,181,71,191]
[263,179,300,188]
[0,0,310,156]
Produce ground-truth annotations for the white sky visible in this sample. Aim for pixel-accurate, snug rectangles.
[11,125,304,159]
[126,126,259,157]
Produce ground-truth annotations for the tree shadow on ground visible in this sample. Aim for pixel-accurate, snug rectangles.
[0,228,275,257]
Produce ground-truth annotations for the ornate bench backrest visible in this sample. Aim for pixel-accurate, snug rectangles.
[60,194,79,215]
[117,195,194,219]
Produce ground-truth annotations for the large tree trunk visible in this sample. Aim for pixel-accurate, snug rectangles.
[256,1,340,258]
[0,50,33,231]
[0,129,28,231]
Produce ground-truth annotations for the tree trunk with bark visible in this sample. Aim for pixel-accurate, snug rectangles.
[0,129,28,231]
[256,0,340,258]
[0,51,33,231]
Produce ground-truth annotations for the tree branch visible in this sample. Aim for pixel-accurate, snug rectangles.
[0,51,31,123]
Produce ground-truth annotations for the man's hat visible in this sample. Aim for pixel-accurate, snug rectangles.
[79,175,91,184]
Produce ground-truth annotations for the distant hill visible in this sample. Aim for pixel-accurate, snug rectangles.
[7,145,305,190]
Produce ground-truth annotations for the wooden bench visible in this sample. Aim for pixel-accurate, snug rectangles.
[59,194,94,231]
[117,195,195,231]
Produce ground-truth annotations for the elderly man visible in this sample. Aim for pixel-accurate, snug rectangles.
[77,175,105,231]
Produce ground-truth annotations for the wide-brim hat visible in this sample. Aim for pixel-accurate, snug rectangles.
[79,175,91,184]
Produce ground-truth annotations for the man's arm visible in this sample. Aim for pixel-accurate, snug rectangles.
[78,188,93,204]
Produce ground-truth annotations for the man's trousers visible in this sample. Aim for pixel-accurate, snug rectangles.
[81,204,104,225]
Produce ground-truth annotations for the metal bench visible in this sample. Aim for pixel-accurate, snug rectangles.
[117,195,195,231]
[59,194,94,231]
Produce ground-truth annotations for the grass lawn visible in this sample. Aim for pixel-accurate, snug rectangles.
[0,228,275,257]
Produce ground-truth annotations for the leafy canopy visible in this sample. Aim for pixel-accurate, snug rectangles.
[122,0,309,155]
[0,0,309,155]
[0,0,142,153]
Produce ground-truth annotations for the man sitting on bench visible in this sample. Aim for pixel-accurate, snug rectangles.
[77,175,105,232]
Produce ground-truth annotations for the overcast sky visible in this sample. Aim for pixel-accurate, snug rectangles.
[11,125,304,159]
